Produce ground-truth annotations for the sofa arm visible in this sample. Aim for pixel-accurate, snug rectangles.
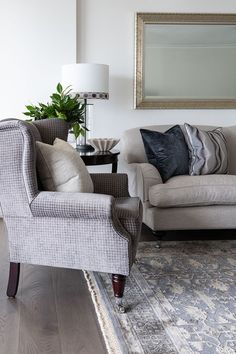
[90,173,129,197]
[30,191,114,219]
[128,163,163,202]
[223,126,236,175]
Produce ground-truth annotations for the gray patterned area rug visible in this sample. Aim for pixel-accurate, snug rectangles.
[84,241,236,354]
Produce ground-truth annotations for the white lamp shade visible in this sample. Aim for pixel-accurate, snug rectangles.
[61,63,109,99]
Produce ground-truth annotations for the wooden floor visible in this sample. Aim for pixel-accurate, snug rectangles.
[1,219,235,354]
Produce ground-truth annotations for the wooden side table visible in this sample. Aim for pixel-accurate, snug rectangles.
[79,149,120,173]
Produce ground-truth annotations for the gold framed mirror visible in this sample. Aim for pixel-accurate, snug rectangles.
[135,13,236,109]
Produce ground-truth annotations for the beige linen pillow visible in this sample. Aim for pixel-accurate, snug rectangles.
[36,138,94,193]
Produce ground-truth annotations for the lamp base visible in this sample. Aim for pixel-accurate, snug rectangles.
[76,144,95,152]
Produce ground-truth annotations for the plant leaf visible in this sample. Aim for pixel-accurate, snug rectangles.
[57,83,63,94]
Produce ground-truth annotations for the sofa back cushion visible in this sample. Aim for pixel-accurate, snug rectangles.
[122,125,214,164]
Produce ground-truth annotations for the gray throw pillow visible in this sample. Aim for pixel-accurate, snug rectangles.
[140,125,189,182]
[184,123,228,176]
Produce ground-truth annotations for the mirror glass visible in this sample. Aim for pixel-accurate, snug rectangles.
[136,13,236,109]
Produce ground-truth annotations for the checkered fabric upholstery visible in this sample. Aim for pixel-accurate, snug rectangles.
[91,173,130,197]
[0,119,142,276]
[33,118,69,144]
[115,197,143,262]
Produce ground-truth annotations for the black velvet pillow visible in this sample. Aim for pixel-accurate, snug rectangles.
[140,125,189,182]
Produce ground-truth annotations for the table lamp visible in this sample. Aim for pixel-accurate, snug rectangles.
[62,63,109,151]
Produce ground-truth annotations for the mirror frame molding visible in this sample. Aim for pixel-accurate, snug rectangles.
[135,13,236,109]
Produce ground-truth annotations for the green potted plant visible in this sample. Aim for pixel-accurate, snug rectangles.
[23,83,86,140]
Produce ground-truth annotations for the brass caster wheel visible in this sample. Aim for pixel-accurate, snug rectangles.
[117,304,126,314]
[116,298,126,313]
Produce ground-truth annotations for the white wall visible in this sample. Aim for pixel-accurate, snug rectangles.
[1,0,236,173]
[0,0,76,119]
[77,0,236,144]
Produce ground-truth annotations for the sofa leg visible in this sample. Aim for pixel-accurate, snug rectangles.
[7,262,20,298]
[112,274,126,313]
[152,230,165,248]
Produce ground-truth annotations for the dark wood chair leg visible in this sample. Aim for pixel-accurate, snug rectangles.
[112,274,126,313]
[7,262,20,298]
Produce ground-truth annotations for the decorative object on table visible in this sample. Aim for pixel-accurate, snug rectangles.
[184,123,228,176]
[62,63,109,152]
[87,138,119,152]
[23,83,85,140]
[85,240,236,354]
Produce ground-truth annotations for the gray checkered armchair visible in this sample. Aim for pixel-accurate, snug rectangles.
[0,119,142,312]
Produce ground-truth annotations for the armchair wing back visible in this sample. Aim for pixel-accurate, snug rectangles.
[0,120,40,217]
[33,118,69,144]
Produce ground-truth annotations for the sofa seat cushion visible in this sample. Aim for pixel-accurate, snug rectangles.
[149,174,236,208]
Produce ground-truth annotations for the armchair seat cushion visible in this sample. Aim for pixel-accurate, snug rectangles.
[149,174,236,208]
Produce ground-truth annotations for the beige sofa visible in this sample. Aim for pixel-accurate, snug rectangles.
[122,125,236,231]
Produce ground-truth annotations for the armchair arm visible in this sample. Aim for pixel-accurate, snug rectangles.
[128,163,163,202]
[90,173,129,197]
[30,191,114,219]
